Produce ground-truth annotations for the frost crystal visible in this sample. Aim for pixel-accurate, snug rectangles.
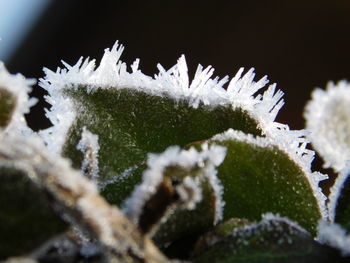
[327,161,350,222]
[40,41,310,162]
[305,81,350,171]
[123,144,226,225]
[230,213,309,244]
[0,61,36,135]
[76,127,100,181]
[175,176,202,210]
[318,220,350,256]
[212,129,328,220]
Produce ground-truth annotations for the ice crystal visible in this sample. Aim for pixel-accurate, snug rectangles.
[305,81,350,171]
[318,220,350,256]
[76,126,100,181]
[232,213,309,240]
[0,61,36,135]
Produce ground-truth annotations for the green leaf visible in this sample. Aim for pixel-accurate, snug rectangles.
[191,214,346,263]
[0,88,16,129]
[192,217,252,255]
[62,87,262,181]
[193,130,324,236]
[0,166,67,259]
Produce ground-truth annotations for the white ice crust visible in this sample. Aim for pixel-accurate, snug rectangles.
[230,213,309,243]
[305,81,350,172]
[123,144,226,225]
[0,61,36,135]
[318,220,350,256]
[328,161,350,222]
[77,126,100,181]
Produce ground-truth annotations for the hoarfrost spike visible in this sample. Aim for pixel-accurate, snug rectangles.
[40,41,308,161]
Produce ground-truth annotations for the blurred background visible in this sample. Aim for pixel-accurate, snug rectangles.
[1,0,349,186]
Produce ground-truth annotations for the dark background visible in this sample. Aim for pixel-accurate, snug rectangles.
[6,0,350,186]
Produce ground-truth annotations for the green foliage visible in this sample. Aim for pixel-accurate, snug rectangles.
[62,87,262,180]
[0,166,67,258]
[2,42,350,262]
[191,216,345,263]
[205,138,322,236]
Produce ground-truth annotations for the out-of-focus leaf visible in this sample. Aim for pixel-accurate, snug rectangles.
[192,215,346,263]
[0,136,169,263]
[304,81,350,171]
[0,166,67,259]
[192,218,251,255]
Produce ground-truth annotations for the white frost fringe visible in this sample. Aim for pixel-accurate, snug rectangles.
[231,213,309,241]
[77,126,100,181]
[123,144,226,225]
[318,220,350,256]
[305,81,350,172]
[0,61,36,135]
[39,41,327,218]
[328,162,350,222]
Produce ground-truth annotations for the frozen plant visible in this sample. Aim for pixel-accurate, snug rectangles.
[1,41,350,262]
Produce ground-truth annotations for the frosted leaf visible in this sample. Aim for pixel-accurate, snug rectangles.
[318,220,350,256]
[123,144,226,227]
[76,126,100,181]
[227,213,310,242]
[0,61,36,135]
[207,129,327,236]
[212,129,327,218]
[192,214,341,263]
[40,41,311,181]
[305,81,350,171]
[0,163,67,258]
